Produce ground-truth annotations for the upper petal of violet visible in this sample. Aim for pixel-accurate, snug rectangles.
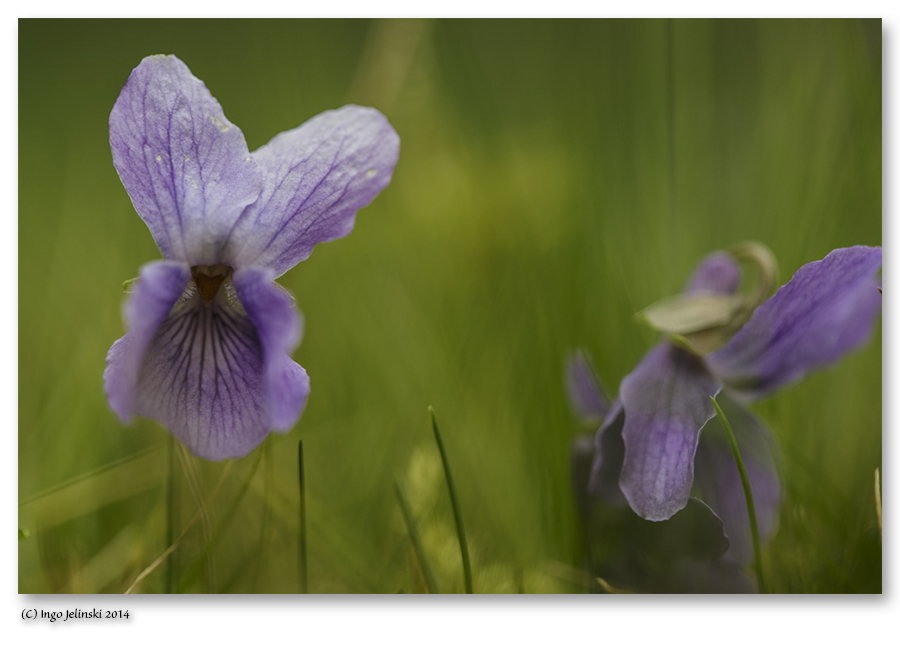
[706,246,882,400]
[618,344,723,521]
[110,54,263,265]
[222,105,400,277]
[685,251,742,295]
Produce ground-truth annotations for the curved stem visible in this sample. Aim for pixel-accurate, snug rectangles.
[710,396,767,593]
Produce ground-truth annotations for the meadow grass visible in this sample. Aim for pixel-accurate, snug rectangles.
[18,18,881,593]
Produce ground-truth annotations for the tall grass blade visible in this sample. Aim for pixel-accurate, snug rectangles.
[394,477,440,594]
[429,406,473,594]
[298,439,308,594]
[19,447,164,530]
[125,460,234,594]
[19,444,161,507]
[176,447,264,593]
[176,443,216,592]
[252,438,273,592]
[710,395,767,593]
[875,467,882,543]
[165,436,176,594]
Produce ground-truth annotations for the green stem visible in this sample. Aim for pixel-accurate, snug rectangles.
[394,478,440,594]
[429,406,473,593]
[252,438,272,592]
[710,396,767,593]
[165,436,176,594]
[175,448,263,593]
[298,439,308,594]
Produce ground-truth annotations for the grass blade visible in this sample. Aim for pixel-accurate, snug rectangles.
[125,460,234,594]
[19,446,165,531]
[394,477,440,594]
[298,439,308,594]
[165,437,176,594]
[252,438,273,592]
[875,467,882,543]
[429,406,473,594]
[175,448,264,593]
[710,395,766,593]
[18,444,161,507]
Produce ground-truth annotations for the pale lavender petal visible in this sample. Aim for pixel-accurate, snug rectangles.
[707,246,882,399]
[223,106,400,276]
[104,260,191,422]
[618,344,723,521]
[587,400,627,506]
[232,268,310,431]
[566,350,608,424]
[694,393,781,564]
[685,251,741,295]
[110,55,263,265]
[128,271,307,460]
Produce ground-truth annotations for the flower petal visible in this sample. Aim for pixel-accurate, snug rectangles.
[707,246,882,399]
[223,105,400,276]
[105,260,192,422]
[685,251,742,295]
[618,344,723,521]
[125,272,308,460]
[110,55,263,265]
[232,268,310,431]
[587,400,628,506]
[694,393,781,564]
[566,350,608,425]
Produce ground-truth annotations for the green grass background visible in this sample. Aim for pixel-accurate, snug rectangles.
[18,18,882,593]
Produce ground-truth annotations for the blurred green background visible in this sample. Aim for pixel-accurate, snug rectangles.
[18,18,881,594]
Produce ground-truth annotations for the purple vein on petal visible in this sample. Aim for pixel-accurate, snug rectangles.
[707,246,882,399]
[618,344,722,521]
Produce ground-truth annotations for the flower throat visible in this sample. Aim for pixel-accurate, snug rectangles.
[191,264,232,305]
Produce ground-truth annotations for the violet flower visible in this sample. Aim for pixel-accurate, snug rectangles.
[103,55,399,460]
[576,245,881,570]
[572,433,754,593]
[569,361,753,593]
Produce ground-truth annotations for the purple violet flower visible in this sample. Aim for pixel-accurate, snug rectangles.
[573,245,881,572]
[103,55,400,460]
[572,434,754,593]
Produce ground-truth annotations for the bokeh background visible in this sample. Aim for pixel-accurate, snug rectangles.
[18,18,881,594]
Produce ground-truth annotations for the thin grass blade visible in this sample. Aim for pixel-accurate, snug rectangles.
[175,448,265,593]
[875,467,882,543]
[125,460,234,594]
[298,439,308,594]
[429,406,473,594]
[394,477,440,594]
[710,395,767,593]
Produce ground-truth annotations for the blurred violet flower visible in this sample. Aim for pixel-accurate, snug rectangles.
[570,245,881,583]
[104,55,399,460]
[571,433,753,593]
